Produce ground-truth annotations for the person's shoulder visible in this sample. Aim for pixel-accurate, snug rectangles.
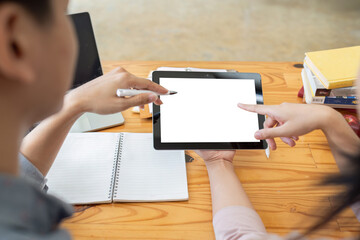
[0,174,73,239]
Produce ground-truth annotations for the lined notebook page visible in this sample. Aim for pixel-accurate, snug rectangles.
[46,133,120,204]
[114,133,188,202]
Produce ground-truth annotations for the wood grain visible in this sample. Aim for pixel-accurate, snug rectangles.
[62,61,359,239]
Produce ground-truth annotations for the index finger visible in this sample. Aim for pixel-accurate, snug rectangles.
[237,103,273,116]
[128,76,168,94]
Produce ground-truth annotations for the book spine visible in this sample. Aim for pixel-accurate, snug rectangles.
[323,97,357,105]
[308,95,357,105]
[327,80,355,89]
[315,89,331,97]
[313,86,356,97]
[330,87,357,97]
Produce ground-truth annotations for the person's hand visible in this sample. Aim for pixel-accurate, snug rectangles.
[237,102,338,150]
[66,67,168,115]
[195,150,236,166]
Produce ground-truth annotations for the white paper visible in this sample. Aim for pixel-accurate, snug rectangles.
[114,133,188,202]
[46,133,120,204]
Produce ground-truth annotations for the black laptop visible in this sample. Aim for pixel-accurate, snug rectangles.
[69,12,124,132]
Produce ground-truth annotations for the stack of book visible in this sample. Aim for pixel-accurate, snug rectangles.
[301,46,360,109]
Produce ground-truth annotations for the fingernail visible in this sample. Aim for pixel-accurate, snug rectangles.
[237,103,243,108]
[149,93,157,102]
[254,131,262,139]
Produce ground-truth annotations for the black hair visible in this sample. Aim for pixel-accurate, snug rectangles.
[304,150,360,238]
[0,0,51,22]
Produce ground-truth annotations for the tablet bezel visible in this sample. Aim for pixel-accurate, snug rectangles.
[152,71,267,150]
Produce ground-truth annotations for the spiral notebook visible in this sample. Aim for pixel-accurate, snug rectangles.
[46,132,188,204]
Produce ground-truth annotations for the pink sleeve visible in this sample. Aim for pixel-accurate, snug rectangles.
[213,206,270,240]
[352,202,360,222]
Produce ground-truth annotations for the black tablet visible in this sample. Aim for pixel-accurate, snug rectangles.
[153,71,267,150]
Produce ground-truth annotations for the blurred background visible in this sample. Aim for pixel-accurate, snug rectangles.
[68,0,360,62]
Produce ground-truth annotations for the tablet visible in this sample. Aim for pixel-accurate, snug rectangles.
[153,71,267,150]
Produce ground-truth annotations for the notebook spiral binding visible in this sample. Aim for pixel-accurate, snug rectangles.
[108,133,124,200]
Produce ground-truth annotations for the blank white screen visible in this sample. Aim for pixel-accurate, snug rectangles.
[160,78,260,143]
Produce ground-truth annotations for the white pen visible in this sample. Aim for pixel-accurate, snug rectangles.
[116,89,177,97]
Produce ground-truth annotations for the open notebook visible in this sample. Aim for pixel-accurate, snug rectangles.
[46,133,188,204]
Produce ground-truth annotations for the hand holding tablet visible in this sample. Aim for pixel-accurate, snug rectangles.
[152,71,267,150]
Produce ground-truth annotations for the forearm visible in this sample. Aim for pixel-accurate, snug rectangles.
[21,93,85,176]
[321,108,360,172]
[206,160,253,215]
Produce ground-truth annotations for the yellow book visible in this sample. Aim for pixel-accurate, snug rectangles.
[305,46,360,89]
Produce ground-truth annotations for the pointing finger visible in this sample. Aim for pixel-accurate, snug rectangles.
[238,103,273,116]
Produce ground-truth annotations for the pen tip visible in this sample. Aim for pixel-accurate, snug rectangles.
[169,91,178,95]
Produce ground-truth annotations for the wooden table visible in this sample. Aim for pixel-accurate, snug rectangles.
[63,61,360,239]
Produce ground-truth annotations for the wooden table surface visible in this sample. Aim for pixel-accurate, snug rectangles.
[63,61,360,239]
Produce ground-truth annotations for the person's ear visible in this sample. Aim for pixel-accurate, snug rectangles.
[0,4,36,85]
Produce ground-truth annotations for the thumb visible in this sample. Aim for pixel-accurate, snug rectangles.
[254,125,290,140]
[123,93,158,107]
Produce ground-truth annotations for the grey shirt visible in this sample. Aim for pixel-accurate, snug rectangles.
[0,154,73,240]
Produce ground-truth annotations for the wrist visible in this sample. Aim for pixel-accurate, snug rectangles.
[63,92,87,118]
[317,106,341,132]
[205,159,234,172]
[320,108,360,156]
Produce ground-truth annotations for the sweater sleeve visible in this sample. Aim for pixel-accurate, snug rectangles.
[213,206,270,240]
